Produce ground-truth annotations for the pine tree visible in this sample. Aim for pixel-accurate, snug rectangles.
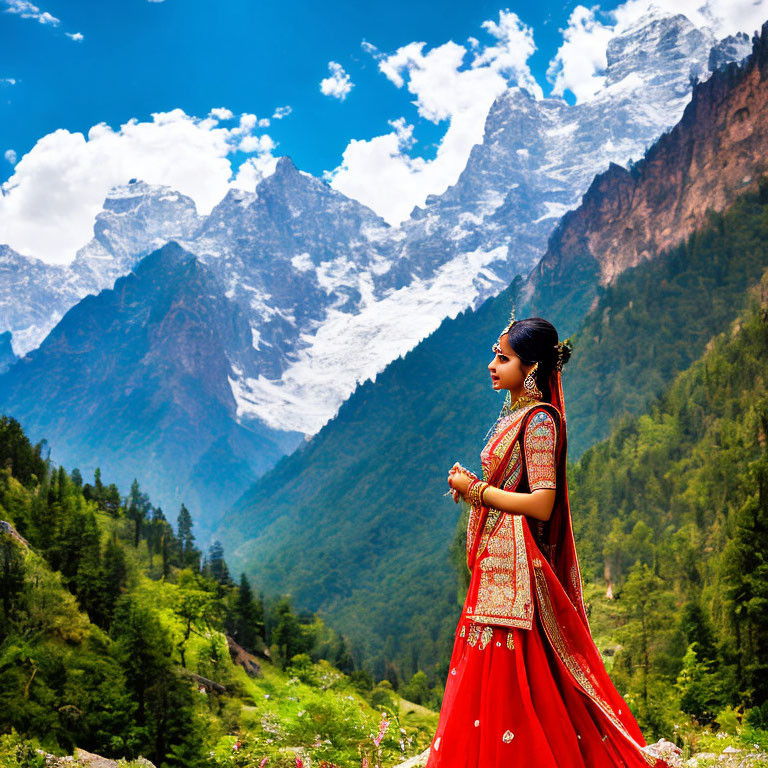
[228,573,264,651]
[721,400,768,706]
[75,511,106,626]
[126,478,150,548]
[94,467,104,500]
[176,504,200,571]
[207,541,231,585]
[71,468,83,489]
[102,533,127,626]
[271,596,311,669]
[0,532,25,641]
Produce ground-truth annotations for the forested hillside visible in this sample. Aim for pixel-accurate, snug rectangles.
[566,278,768,727]
[0,419,437,767]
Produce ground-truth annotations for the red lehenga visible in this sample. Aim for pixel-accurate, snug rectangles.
[426,370,672,768]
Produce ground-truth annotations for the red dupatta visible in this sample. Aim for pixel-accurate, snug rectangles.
[543,366,590,630]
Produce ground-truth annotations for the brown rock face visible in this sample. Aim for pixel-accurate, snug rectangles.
[521,20,768,325]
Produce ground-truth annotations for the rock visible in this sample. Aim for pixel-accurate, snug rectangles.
[35,748,157,767]
[393,747,431,767]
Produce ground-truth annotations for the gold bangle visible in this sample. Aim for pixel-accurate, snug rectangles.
[467,480,489,507]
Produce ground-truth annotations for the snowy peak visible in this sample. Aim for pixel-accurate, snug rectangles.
[708,32,752,72]
[604,13,712,95]
[69,178,204,296]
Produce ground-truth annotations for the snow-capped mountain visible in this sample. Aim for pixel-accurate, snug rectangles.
[70,179,204,293]
[0,245,81,357]
[0,241,304,538]
[0,10,754,438]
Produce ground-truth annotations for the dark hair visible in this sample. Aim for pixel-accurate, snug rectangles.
[506,317,571,402]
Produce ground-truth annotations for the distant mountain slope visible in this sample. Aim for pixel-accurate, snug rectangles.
[0,332,15,374]
[0,242,301,537]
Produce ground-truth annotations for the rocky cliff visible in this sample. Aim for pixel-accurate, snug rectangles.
[521,20,768,330]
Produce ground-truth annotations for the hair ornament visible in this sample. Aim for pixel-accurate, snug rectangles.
[553,336,573,371]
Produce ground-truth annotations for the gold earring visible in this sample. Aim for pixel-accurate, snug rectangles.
[523,362,542,399]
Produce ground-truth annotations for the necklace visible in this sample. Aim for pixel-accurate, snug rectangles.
[502,391,541,416]
[484,391,542,443]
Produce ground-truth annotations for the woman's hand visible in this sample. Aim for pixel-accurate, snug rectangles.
[447,462,476,503]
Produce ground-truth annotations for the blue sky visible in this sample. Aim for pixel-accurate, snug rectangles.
[1,0,766,264]
[1,0,611,183]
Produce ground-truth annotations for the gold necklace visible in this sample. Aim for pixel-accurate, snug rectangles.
[506,392,541,413]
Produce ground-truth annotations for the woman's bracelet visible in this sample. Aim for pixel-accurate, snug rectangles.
[466,479,490,507]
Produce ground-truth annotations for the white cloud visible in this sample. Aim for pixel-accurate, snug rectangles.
[272,105,292,119]
[326,9,541,225]
[547,6,614,101]
[208,106,234,120]
[1,78,17,85]
[320,61,354,100]
[3,0,59,25]
[65,31,83,41]
[4,149,17,164]
[0,109,280,264]
[548,0,768,103]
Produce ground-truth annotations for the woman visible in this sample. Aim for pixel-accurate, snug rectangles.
[426,315,674,768]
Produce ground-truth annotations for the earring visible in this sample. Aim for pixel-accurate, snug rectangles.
[523,362,543,399]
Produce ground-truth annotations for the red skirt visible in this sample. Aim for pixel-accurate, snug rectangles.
[425,606,667,768]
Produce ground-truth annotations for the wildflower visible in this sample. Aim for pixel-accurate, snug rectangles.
[373,713,391,747]
[260,758,269,768]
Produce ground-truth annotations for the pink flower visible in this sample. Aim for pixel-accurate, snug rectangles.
[259,759,269,768]
[373,714,391,747]
[295,758,303,768]
[362,758,370,768]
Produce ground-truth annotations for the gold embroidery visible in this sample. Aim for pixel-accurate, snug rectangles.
[472,515,534,628]
[480,403,540,482]
[477,446,523,555]
[467,623,482,646]
[468,403,540,570]
[460,625,466,637]
[502,730,515,743]
[479,626,493,649]
[531,560,657,767]
[524,409,557,491]
[506,630,515,650]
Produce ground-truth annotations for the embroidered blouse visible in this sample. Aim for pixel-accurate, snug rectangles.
[461,403,561,631]
[523,408,558,491]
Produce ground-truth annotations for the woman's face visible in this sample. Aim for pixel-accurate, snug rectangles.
[488,332,531,392]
